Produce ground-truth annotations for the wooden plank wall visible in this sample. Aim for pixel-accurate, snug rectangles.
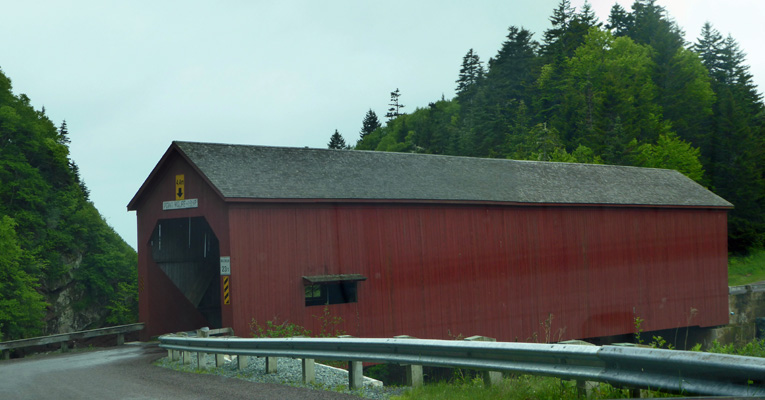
[227,204,728,342]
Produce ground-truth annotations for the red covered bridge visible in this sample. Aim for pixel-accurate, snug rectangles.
[128,141,732,341]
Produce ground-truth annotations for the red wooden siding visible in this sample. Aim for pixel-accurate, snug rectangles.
[133,152,232,339]
[227,203,728,341]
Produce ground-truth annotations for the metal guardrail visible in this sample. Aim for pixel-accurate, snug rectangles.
[0,323,145,359]
[159,335,765,397]
[730,283,765,295]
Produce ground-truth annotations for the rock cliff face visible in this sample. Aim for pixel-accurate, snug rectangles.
[41,254,108,335]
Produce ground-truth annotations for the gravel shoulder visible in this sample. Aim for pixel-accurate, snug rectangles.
[155,351,410,399]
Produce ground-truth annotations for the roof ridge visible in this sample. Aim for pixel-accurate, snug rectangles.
[173,140,685,173]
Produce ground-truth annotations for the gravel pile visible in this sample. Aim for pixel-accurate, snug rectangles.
[156,354,410,399]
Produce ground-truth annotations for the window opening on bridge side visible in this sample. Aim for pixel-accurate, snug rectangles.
[302,274,366,307]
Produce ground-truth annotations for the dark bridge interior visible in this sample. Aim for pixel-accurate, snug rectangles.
[149,217,221,328]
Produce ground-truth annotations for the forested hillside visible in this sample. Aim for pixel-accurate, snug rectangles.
[0,70,136,341]
[355,0,764,253]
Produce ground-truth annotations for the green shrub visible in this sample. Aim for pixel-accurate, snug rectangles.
[249,317,310,338]
[707,339,765,358]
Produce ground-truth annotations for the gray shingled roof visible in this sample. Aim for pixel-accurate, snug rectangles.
[172,141,732,208]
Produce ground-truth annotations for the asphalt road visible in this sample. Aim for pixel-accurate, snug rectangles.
[0,343,362,399]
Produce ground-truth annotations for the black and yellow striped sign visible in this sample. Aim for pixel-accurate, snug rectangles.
[223,276,230,305]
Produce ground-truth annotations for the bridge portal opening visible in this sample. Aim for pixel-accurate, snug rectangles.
[149,217,221,328]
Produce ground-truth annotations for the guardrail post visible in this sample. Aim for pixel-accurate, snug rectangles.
[465,336,502,386]
[348,360,363,389]
[196,328,209,370]
[288,335,315,384]
[395,335,423,387]
[610,343,647,398]
[196,351,208,370]
[302,358,316,384]
[266,357,278,373]
[237,355,248,370]
[558,340,597,397]
[171,349,180,361]
[1,350,9,360]
[338,335,364,389]
[117,333,125,346]
[215,354,226,368]
[61,341,69,353]
[182,351,193,365]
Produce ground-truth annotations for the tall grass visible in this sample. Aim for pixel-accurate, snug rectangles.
[729,248,765,286]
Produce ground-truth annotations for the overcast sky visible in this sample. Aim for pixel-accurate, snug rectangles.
[1,0,762,250]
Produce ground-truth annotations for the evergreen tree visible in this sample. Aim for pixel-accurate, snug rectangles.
[69,161,90,201]
[694,23,725,82]
[327,129,348,149]
[385,88,405,122]
[468,26,539,157]
[542,0,600,59]
[576,2,600,29]
[58,120,70,145]
[628,0,685,51]
[542,0,575,55]
[487,26,539,102]
[695,29,765,251]
[659,47,714,151]
[625,0,687,119]
[607,3,633,36]
[359,109,381,143]
[719,35,762,107]
[455,48,484,101]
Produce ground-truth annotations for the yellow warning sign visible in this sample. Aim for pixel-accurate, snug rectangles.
[175,174,185,200]
[223,276,230,305]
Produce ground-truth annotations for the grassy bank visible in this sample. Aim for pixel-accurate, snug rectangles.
[390,339,765,399]
[390,375,676,400]
[729,248,765,286]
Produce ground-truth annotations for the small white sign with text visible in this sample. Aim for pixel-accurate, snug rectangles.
[220,256,231,276]
[163,198,198,210]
